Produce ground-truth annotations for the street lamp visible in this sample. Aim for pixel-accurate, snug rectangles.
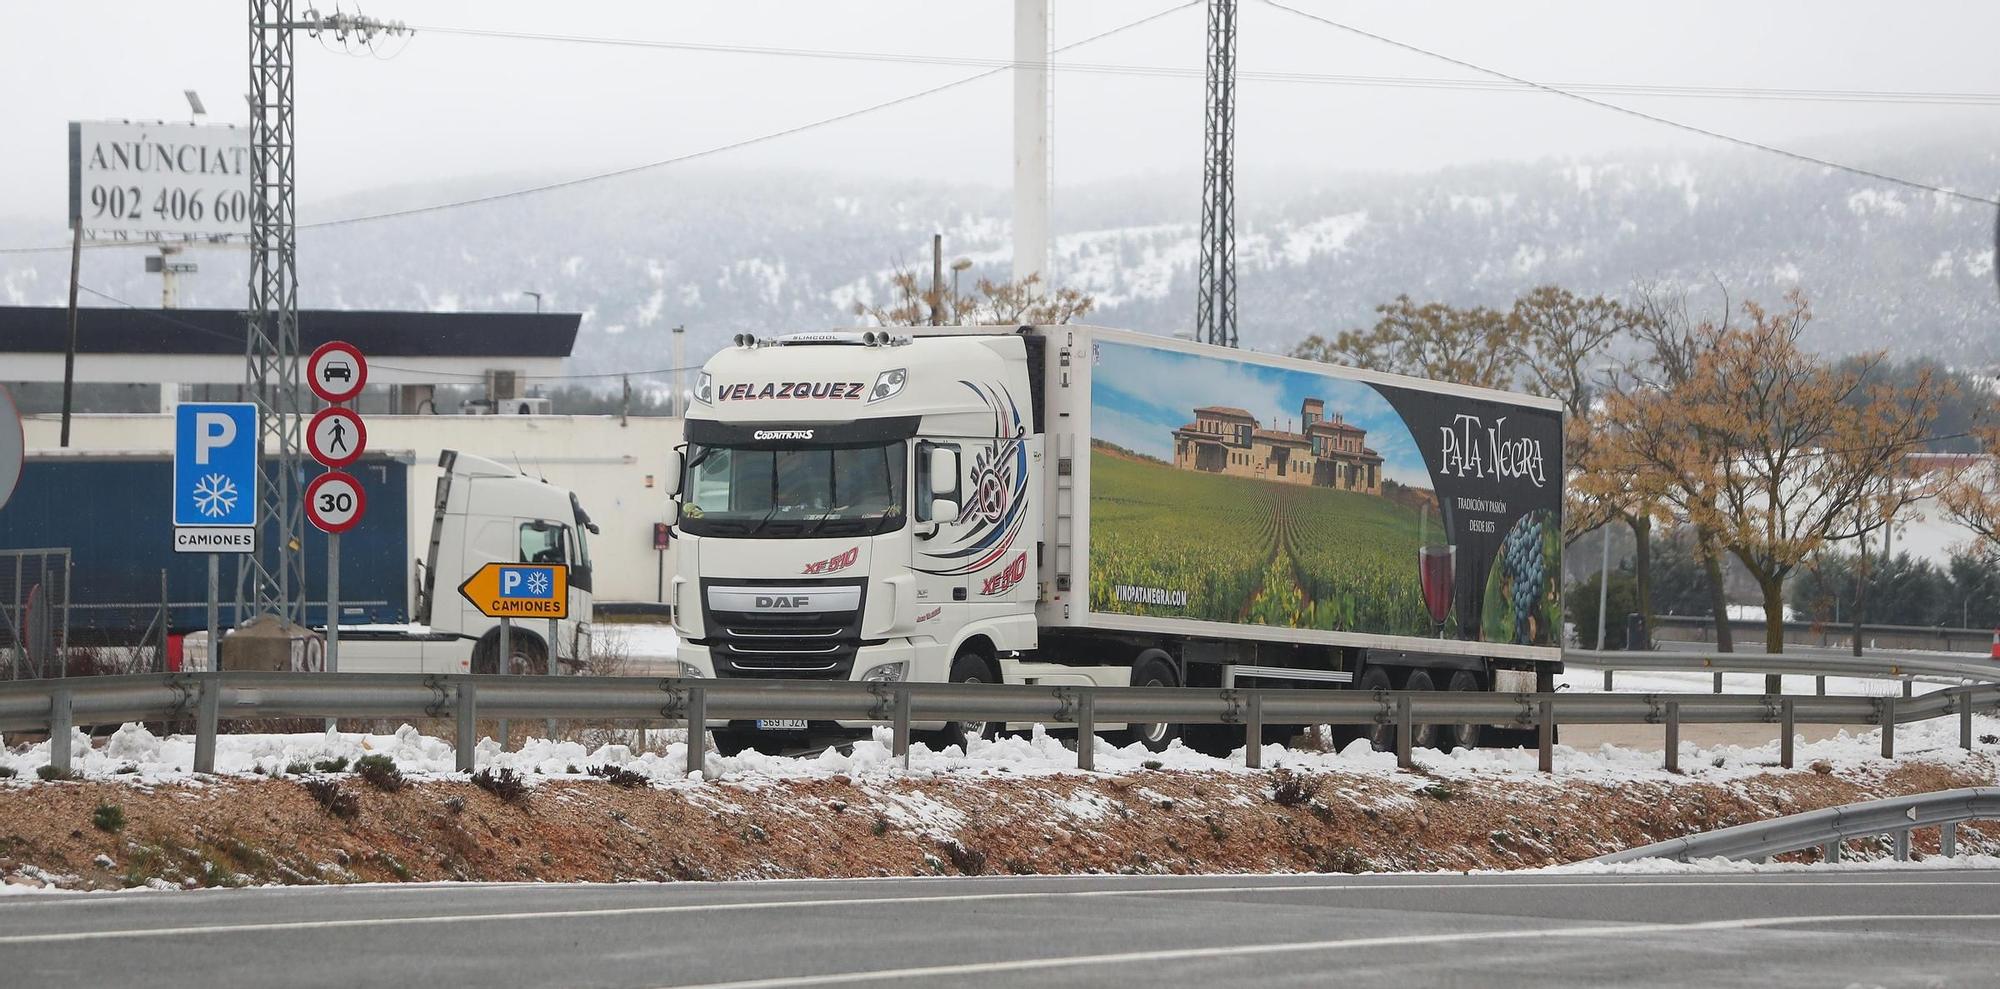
[950,258,972,324]
[521,290,543,314]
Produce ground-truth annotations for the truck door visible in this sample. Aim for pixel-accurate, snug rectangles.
[914,439,1033,628]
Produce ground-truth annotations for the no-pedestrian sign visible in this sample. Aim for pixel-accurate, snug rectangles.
[458,562,569,619]
[307,406,366,468]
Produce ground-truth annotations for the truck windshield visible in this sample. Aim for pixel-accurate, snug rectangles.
[681,440,906,538]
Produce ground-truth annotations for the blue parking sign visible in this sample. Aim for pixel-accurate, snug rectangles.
[174,403,258,527]
[498,566,557,599]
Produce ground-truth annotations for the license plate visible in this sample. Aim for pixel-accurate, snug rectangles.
[756,719,807,732]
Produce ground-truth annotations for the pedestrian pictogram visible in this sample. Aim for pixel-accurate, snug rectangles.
[304,470,366,534]
[307,340,368,404]
[457,562,570,619]
[307,406,367,469]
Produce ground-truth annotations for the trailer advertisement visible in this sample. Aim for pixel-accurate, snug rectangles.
[1087,338,1563,647]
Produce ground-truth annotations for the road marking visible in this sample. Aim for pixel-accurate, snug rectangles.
[659,914,2000,988]
[0,876,1996,944]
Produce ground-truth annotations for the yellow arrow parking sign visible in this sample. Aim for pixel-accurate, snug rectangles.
[458,562,569,619]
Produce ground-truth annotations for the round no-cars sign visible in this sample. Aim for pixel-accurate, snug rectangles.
[307,406,367,469]
[304,471,366,533]
[307,340,367,404]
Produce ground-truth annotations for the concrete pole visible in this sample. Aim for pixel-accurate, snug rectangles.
[1012,0,1050,287]
[670,325,686,417]
[1595,527,1611,651]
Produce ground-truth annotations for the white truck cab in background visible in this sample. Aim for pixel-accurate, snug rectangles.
[186,449,599,674]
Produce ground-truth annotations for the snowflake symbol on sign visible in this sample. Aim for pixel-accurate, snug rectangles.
[193,473,238,518]
[526,571,552,595]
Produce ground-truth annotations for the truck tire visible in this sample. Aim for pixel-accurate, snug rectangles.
[1357,667,1398,752]
[472,630,547,676]
[915,650,999,751]
[1399,669,1439,752]
[1115,652,1182,752]
[1440,669,1484,751]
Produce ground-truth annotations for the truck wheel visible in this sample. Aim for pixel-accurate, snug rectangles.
[915,651,999,751]
[1440,670,1484,751]
[1399,669,1439,751]
[1115,652,1182,752]
[1357,667,1398,752]
[473,631,547,676]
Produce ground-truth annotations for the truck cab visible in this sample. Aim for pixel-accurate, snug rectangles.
[667,330,1046,748]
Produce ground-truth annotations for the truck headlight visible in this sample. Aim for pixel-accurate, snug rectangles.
[865,368,908,405]
[860,661,907,683]
[675,661,707,678]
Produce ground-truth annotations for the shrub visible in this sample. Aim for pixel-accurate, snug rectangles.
[92,803,126,833]
[36,765,77,781]
[303,778,360,820]
[471,768,528,804]
[355,754,406,792]
[1418,782,1456,801]
[313,756,350,773]
[1141,759,1164,771]
[0,766,16,779]
[284,761,311,777]
[1981,734,1998,746]
[587,764,648,789]
[1270,769,1318,807]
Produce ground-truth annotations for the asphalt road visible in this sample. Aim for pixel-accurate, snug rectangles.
[3,870,1998,987]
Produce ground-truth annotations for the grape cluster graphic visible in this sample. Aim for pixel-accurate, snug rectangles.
[1500,513,1547,642]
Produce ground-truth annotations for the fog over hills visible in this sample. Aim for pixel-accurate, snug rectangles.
[5,130,1996,384]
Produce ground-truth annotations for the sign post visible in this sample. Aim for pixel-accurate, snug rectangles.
[306,342,368,678]
[174,403,258,665]
[459,562,570,745]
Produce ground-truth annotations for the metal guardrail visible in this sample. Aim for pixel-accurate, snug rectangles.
[1593,787,2000,864]
[3,671,1995,780]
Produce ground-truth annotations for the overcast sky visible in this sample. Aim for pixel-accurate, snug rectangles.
[4,0,1998,228]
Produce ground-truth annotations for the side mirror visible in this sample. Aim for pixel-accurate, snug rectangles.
[929,498,958,525]
[929,448,958,497]
[661,502,680,526]
[662,450,684,497]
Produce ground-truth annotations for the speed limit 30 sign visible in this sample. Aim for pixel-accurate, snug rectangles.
[304,471,366,534]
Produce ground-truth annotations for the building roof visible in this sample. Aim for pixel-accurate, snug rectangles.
[0,305,579,358]
[1308,418,1365,435]
[1192,405,1256,419]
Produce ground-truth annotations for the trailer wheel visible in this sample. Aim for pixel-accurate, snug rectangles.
[916,650,999,751]
[1357,667,1398,752]
[1399,669,1439,752]
[1115,652,1182,752]
[1439,670,1484,750]
[472,630,547,676]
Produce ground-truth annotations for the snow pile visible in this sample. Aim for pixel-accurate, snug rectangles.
[6,708,1997,791]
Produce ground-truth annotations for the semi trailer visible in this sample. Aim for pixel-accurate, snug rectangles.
[665,325,1564,754]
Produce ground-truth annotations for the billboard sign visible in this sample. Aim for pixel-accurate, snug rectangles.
[68,120,251,239]
[1086,339,1564,648]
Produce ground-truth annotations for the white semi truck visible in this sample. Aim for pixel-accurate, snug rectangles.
[187,450,598,674]
[665,326,1564,754]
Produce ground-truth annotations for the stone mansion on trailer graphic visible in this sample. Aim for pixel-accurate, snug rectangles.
[1171,397,1384,494]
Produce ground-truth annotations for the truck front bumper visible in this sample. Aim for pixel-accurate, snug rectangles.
[676,640,943,731]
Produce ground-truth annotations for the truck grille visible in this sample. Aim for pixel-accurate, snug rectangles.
[701,580,866,679]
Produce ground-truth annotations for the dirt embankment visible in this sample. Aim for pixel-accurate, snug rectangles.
[4,759,1996,891]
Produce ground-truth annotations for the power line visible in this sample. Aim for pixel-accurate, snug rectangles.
[414,22,2000,107]
[1260,0,2000,209]
[0,3,1196,256]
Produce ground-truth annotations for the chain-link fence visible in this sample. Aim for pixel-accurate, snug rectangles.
[0,549,71,679]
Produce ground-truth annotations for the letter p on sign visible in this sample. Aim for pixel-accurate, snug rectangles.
[195,412,236,464]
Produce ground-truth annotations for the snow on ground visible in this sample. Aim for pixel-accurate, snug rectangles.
[7,706,1997,795]
[1559,669,1953,698]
